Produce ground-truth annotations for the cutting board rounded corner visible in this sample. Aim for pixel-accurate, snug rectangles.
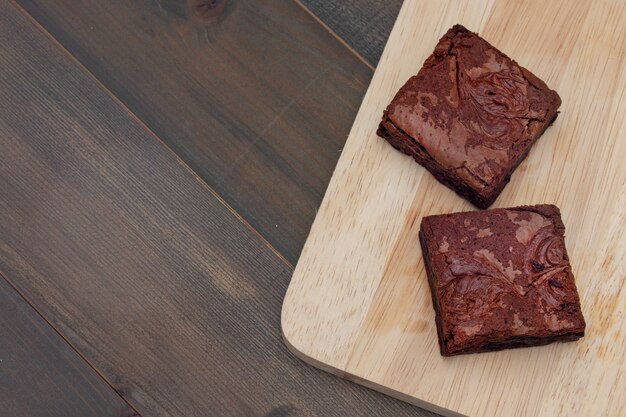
[281,292,304,353]
[281,283,324,366]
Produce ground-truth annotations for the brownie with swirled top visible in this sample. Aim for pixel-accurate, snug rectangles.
[419,204,585,356]
[377,25,561,208]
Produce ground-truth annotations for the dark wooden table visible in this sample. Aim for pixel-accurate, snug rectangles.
[0,1,439,416]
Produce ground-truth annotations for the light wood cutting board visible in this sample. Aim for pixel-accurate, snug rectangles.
[282,1,626,416]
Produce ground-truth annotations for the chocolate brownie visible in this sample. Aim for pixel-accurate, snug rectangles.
[378,25,561,208]
[419,204,585,356]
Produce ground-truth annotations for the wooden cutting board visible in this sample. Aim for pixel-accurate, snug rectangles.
[282,1,626,416]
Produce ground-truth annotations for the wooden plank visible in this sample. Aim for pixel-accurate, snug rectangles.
[297,0,403,67]
[0,2,434,416]
[0,275,137,417]
[14,0,372,265]
[283,0,626,416]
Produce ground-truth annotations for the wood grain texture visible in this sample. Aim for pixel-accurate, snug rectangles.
[298,0,403,66]
[14,0,372,265]
[0,275,137,417]
[283,1,626,416]
[0,2,432,416]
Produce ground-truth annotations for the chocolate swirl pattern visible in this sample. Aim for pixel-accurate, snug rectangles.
[440,253,521,321]
[458,50,531,143]
[437,211,573,323]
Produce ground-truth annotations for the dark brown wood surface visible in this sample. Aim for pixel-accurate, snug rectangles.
[299,0,403,66]
[0,2,435,416]
[0,275,137,417]
[16,0,372,265]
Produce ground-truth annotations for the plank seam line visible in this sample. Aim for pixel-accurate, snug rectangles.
[0,270,143,417]
[9,0,294,271]
[293,0,376,72]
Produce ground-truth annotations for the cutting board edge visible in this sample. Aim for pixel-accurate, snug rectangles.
[281,327,468,417]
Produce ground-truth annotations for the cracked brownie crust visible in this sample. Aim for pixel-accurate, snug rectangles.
[419,204,585,356]
[378,25,561,208]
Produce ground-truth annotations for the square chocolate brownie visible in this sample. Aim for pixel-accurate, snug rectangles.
[419,204,585,356]
[378,25,561,208]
